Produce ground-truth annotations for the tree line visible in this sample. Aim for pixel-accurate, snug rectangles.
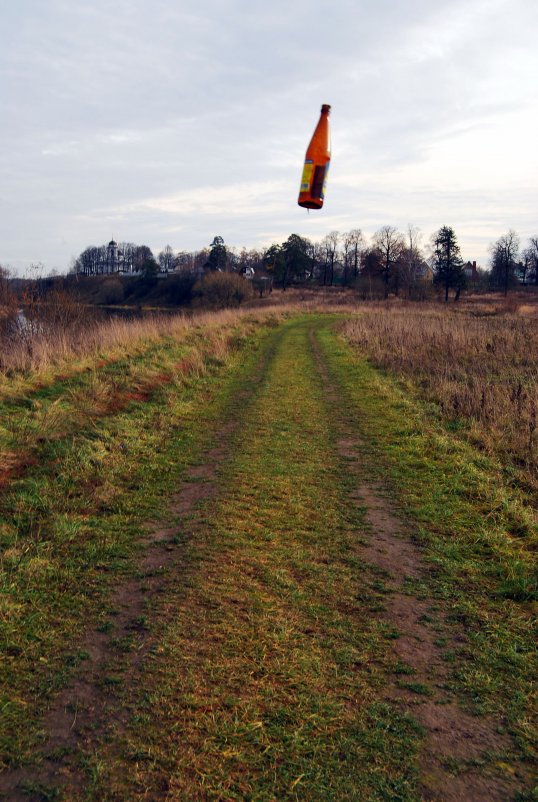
[72,227,538,300]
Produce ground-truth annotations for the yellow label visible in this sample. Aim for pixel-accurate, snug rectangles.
[300,160,313,192]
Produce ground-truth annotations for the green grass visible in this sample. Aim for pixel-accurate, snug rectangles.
[1,312,536,800]
[75,318,423,801]
[0,313,283,770]
[317,319,537,757]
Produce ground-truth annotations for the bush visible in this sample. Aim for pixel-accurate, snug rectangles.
[93,277,125,305]
[0,266,17,342]
[192,272,254,309]
[353,275,387,300]
[152,273,196,306]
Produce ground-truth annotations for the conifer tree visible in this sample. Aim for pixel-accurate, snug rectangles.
[432,226,465,302]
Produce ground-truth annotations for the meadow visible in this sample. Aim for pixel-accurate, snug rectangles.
[341,296,538,489]
[0,291,536,801]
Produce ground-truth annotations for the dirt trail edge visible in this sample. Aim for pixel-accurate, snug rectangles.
[310,323,528,802]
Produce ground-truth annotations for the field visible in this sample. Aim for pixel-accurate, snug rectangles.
[0,296,536,801]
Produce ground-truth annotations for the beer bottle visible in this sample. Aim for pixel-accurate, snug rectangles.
[298,104,331,210]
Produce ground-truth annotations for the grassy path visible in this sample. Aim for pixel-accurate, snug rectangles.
[1,315,535,801]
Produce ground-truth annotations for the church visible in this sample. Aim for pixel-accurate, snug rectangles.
[105,239,122,273]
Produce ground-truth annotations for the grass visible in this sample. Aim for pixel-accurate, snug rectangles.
[0,309,290,770]
[316,319,537,758]
[340,304,538,487]
[1,307,536,800]
[63,317,424,801]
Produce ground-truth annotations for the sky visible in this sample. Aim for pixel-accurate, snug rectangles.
[1,0,537,275]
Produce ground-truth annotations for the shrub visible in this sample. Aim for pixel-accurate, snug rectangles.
[93,277,125,305]
[0,266,17,341]
[192,272,254,310]
[152,273,196,306]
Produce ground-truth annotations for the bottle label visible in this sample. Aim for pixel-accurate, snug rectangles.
[311,165,326,199]
[300,160,314,192]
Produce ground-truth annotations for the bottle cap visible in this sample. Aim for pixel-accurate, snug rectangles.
[321,104,331,114]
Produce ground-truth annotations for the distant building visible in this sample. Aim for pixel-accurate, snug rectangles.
[464,260,478,281]
[416,261,434,282]
[106,239,122,273]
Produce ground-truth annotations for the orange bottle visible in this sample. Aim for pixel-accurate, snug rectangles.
[298,104,331,209]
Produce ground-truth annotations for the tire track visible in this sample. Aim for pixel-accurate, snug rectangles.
[0,328,284,802]
[309,324,527,802]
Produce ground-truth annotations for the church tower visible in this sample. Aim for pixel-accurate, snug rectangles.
[106,238,120,273]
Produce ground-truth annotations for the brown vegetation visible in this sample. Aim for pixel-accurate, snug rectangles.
[0,301,263,381]
[0,267,18,337]
[341,300,538,486]
[192,271,254,309]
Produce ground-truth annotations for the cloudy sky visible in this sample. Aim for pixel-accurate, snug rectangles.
[1,0,536,275]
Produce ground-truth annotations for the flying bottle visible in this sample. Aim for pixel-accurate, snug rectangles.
[298,104,331,210]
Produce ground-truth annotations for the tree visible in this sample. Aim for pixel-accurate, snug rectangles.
[283,234,311,288]
[134,246,158,286]
[489,230,520,296]
[431,226,465,302]
[264,244,285,283]
[75,246,104,276]
[158,245,175,273]
[119,242,137,274]
[0,265,15,311]
[372,225,404,298]
[400,225,428,299]
[356,247,384,299]
[524,236,538,286]
[206,236,228,272]
[321,231,340,286]
[307,241,324,284]
[193,272,253,309]
[519,249,533,285]
[342,229,364,285]
[238,247,264,276]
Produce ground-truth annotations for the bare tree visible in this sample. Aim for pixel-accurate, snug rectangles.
[525,236,538,285]
[373,225,404,298]
[342,229,364,286]
[400,225,426,298]
[308,241,324,284]
[321,231,340,286]
[119,242,136,274]
[158,245,175,273]
[0,265,15,312]
[520,247,533,285]
[75,246,109,275]
[490,230,520,296]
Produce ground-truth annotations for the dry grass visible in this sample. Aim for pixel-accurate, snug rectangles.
[0,305,286,393]
[341,303,538,486]
[0,289,361,396]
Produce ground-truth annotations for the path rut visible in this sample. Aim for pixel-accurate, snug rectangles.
[0,335,279,801]
[1,318,531,801]
[310,324,527,802]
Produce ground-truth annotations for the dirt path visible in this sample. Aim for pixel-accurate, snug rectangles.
[309,326,525,802]
[0,331,283,801]
[2,317,532,801]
